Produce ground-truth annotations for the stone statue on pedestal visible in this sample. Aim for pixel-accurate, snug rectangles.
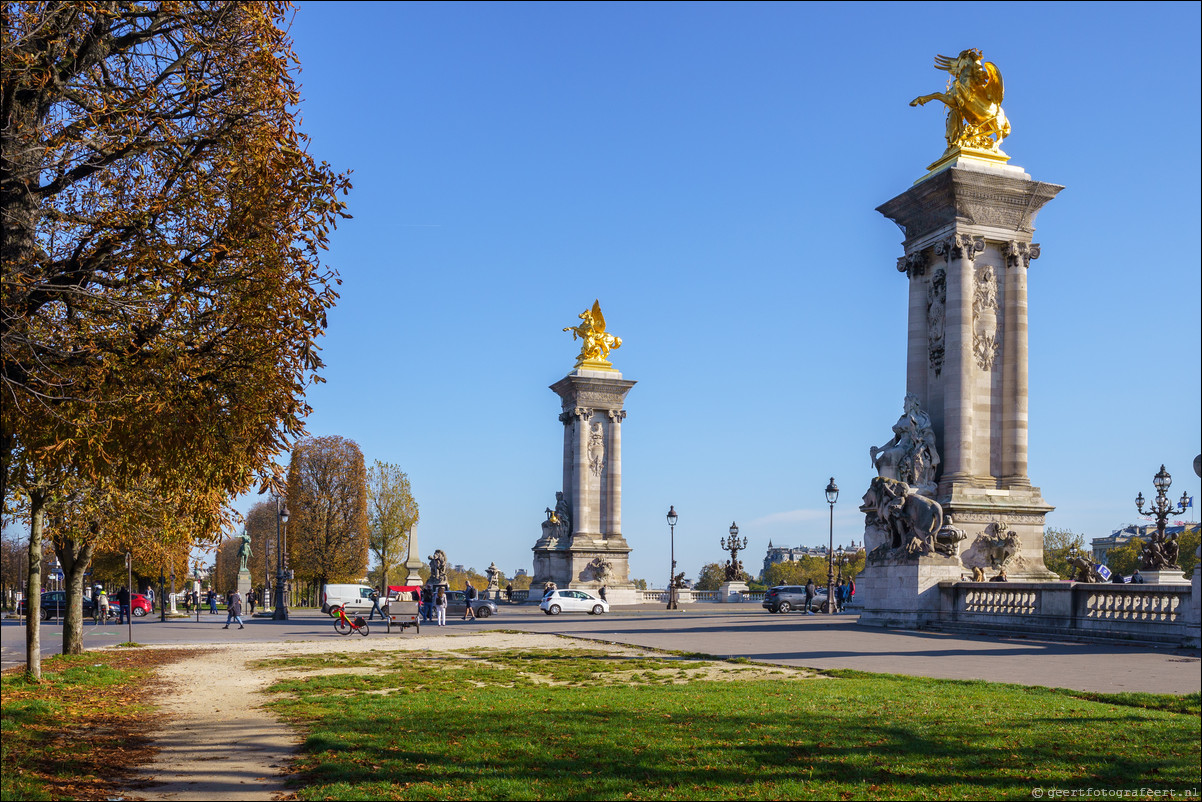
[861,476,945,558]
[484,562,500,597]
[427,550,448,587]
[870,394,941,498]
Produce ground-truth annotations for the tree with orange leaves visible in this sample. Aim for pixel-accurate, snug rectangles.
[2,2,351,677]
[286,436,369,593]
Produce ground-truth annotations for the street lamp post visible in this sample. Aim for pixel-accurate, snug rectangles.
[194,562,200,623]
[666,506,678,610]
[719,522,748,581]
[1134,465,1189,571]
[272,496,291,620]
[825,478,839,615]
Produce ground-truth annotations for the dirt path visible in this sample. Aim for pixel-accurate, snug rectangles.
[134,643,298,801]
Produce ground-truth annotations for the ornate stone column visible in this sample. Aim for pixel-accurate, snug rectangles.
[605,409,626,538]
[1002,241,1039,487]
[936,234,984,487]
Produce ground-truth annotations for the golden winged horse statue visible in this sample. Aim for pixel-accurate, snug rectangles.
[563,300,622,369]
[910,49,1010,154]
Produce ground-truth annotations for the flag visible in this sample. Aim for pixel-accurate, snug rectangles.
[1095,564,1112,581]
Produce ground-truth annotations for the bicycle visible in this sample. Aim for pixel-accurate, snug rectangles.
[331,605,370,637]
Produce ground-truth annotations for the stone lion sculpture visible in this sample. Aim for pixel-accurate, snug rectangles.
[860,476,944,557]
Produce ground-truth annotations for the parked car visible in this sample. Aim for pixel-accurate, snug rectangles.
[539,589,609,616]
[443,591,498,618]
[762,585,829,613]
[19,591,95,621]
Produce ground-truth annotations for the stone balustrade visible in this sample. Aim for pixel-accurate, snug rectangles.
[939,581,1196,645]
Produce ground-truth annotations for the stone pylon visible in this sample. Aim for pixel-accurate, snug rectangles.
[875,156,1063,581]
[531,368,637,604]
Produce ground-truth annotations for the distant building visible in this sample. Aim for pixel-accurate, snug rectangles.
[1092,524,1195,566]
[513,568,528,577]
[762,540,862,578]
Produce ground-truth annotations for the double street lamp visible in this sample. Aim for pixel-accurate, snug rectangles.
[825,478,839,615]
[666,506,678,610]
[272,496,291,620]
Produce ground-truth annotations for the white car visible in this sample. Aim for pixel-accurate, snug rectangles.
[539,589,609,616]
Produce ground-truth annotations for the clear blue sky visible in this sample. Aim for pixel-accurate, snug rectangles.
[229,1,1201,583]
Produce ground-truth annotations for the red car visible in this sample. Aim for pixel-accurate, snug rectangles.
[123,593,153,617]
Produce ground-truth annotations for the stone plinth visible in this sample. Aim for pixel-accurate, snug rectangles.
[876,162,1063,580]
[856,553,965,628]
[532,368,637,602]
[717,581,749,603]
[236,569,253,599]
[1136,569,1190,586]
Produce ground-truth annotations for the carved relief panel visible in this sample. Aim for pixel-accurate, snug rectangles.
[972,264,1000,370]
[927,267,946,376]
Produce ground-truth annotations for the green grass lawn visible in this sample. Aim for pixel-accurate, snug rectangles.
[261,647,1201,801]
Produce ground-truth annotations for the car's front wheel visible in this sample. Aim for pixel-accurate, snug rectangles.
[476,607,492,618]
[591,605,604,615]
[39,607,49,621]
[778,601,791,613]
[548,604,561,616]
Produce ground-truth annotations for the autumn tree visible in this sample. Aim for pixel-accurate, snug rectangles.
[1106,538,1145,578]
[213,537,240,596]
[366,461,419,593]
[1,3,350,677]
[694,563,725,591]
[244,500,281,594]
[286,436,368,589]
[1043,528,1086,579]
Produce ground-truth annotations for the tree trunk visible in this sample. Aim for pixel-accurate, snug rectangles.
[25,489,46,680]
[55,529,98,655]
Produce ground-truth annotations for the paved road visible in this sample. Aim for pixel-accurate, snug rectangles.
[4,604,1198,695]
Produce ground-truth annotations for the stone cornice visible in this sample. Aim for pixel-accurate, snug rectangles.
[877,167,1063,248]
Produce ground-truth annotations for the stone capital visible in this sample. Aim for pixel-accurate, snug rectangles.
[606,409,627,423]
[897,251,929,278]
[558,407,591,424]
[935,234,985,264]
[1004,241,1041,269]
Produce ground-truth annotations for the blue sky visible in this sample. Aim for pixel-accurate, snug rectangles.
[229,1,1201,583]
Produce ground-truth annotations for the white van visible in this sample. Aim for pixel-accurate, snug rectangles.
[320,584,376,614]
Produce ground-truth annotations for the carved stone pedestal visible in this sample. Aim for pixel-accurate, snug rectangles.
[856,553,965,628]
[1136,569,1190,586]
[717,581,748,603]
[531,368,637,603]
[236,569,253,599]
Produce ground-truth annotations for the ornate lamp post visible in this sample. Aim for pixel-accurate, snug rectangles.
[272,496,291,620]
[666,506,678,610]
[1134,465,1189,571]
[825,478,839,615]
[719,522,748,581]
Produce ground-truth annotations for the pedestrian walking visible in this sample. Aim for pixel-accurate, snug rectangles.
[368,588,384,620]
[599,586,607,602]
[803,579,816,615]
[246,589,256,615]
[435,587,448,626]
[117,586,131,624]
[223,590,245,629]
[208,589,218,614]
[147,586,155,612]
[505,583,513,602]
[462,581,477,620]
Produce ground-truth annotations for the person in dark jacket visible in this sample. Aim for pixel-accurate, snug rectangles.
[116,586,131,624]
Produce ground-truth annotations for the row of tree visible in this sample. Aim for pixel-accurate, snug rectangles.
[2,2,352,677]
